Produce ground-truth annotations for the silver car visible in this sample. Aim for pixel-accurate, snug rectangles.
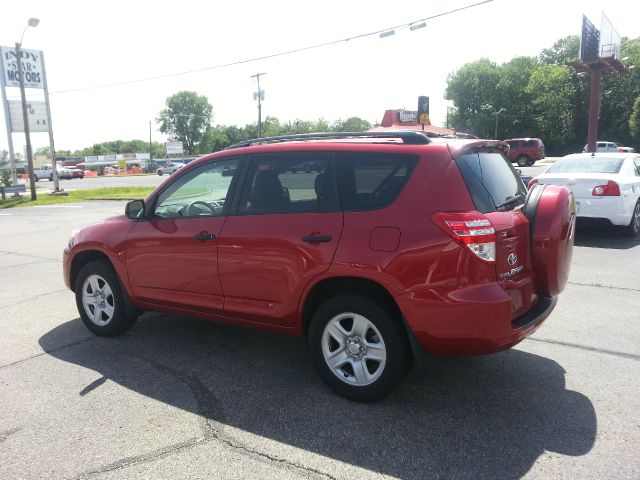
[157,162,185,176]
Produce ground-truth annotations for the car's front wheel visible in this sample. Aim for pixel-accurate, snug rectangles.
[309,295,408,402]
[517,155,530,167]
[75,261,138,337]
[157,170,163,176]
[624,200,640,237]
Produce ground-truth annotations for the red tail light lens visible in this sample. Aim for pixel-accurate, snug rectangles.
[432,212,496,262]
[528,178,538,189]
[592,181,620,196]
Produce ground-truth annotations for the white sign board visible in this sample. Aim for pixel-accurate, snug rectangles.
[8,100,49,132]
[399,110,417,123]
[165,141,184,155]
[1,46,44,89]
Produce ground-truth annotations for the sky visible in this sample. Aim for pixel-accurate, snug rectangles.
[1,0,639,154]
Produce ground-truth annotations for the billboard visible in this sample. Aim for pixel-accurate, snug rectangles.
[8,100,48,132]
[579,15,599,62]
[1,46,44,89]
[599,13,621,59]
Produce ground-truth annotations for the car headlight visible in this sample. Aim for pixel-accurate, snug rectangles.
[67,229,80,250]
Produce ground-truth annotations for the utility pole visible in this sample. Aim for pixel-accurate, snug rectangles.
[251,72,266,137]
[16,42,37,200]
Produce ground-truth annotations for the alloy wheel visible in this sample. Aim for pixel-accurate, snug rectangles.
[321,312,387,386]
[81,274,115,326]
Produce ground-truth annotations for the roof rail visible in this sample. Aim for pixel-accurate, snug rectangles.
[226,131,432,149]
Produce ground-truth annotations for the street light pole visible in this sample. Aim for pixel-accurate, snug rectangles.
[251,72,266,137]
[15,41,37,200]
[494,107,506,140]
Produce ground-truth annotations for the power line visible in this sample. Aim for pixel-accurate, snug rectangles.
[50,0,494,95]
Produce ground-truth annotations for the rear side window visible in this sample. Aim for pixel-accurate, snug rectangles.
[337,152,418,211]
[238,152,338,215]
[456,151,526,213]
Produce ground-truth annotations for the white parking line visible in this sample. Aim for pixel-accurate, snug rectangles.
[34,205,84,208]
[0,213,11,216]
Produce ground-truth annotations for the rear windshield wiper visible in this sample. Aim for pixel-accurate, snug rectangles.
[495,194,524,211]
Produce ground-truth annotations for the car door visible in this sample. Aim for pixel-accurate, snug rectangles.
[125,157,242,312]
[218,152,343,326]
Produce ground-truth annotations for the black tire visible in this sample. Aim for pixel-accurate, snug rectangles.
[526,158,536,166]
[517,155,530,167]
[49,175,53,181]
[623,200,640,237]
[74,260,138,337]
[157,170,163,176]
[308,294,408,402]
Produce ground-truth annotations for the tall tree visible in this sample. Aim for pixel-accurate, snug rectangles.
[445,59,500,137]
[540,36,579,65]
[158,91,213,154]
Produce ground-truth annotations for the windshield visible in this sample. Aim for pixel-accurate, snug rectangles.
[547,157,624,174]
[455,151,526,213]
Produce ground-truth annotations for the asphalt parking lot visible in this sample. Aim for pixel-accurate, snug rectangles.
[0,201,639,479]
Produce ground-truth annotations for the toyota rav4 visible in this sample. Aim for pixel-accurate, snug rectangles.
[63,131,576,402]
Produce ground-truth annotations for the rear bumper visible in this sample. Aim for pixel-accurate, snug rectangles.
[575,196,631,226]
[396,283,557,356]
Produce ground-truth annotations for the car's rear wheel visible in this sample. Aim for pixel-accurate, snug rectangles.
[309,295,407,402]
[157,170,163,176]
[75,261,138,337]
[517,155,530,167]
[624,200,640,237]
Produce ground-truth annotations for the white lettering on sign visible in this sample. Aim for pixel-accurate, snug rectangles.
[399,110,417,123]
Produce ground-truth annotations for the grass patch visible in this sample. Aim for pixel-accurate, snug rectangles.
[0,187,154,209]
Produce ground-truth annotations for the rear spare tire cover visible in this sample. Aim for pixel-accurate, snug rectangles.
[523,184,576,297]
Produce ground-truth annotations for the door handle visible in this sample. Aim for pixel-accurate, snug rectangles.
[193,232,215,241]
[302,235,332,243]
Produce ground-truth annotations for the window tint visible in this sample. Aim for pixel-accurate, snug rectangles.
[547,157,624,174]
[507,141,519,148]
[337,152,418,211]
[239,153,336,215]
[523,140,535,147]
[456,151,526,213]
[154,158,240,218]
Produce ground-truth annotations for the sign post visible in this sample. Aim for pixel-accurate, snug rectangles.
[418,96,430,131]
[0,52,18,185]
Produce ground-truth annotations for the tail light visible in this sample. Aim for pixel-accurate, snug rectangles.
[592,181,620,196]
[432,212,496,262]
[528,178,538,189]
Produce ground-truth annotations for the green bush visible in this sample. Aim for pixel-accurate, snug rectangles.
[1,169,12,187]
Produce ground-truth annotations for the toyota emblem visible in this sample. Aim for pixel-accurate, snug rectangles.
[507,253,518,266]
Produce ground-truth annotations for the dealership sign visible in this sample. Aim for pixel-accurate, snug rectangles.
[165,141,184,155]
[8,100,48,132]
[1,46,44,89]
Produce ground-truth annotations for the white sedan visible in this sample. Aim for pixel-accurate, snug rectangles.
[530,153,640,237]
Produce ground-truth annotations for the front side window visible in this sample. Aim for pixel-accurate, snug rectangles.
[154,157,240,218]
[239,153,336,215]
[337,152,418,211]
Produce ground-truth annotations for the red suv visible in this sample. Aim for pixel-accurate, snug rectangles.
[504,138,546,166]
[63,132,575,402]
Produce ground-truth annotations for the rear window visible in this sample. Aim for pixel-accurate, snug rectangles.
[337,152,418,211]
[455,151,526,213]
[547,157,624,174]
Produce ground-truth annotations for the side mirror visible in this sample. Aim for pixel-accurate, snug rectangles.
[125,199,146,219]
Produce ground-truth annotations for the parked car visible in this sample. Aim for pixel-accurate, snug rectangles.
[503,138,546,166]
[33,164,73,180]
[63,132,576,402]
[157,162,185,176]
[582,141,635,153]
[530,153,640,236]
[68,167,85,179]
